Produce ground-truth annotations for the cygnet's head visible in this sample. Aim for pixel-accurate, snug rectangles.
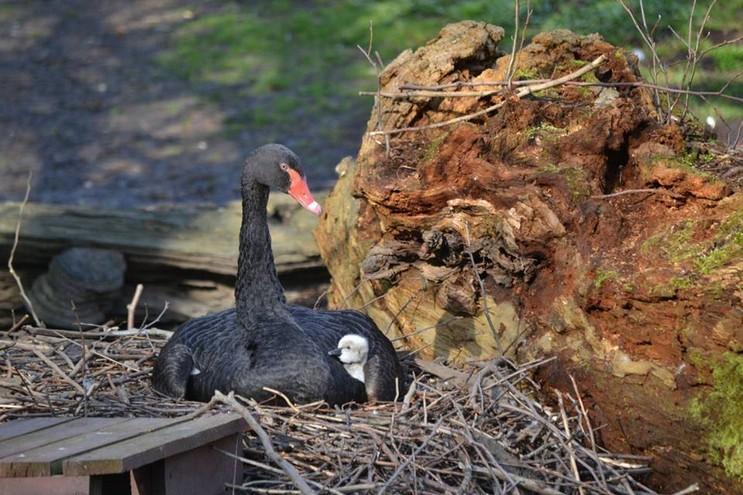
[328,334,369,365]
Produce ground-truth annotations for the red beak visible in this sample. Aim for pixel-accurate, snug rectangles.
[286,168,322,216]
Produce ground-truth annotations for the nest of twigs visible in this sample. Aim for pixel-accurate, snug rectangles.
[0,323,673,494]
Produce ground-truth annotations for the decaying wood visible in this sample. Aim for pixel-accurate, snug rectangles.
[0,194,328,323]
[0,195,323,276]
[316,21,743,493]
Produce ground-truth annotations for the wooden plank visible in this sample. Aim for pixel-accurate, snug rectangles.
[0,417,127,462]
[0,475,89,495]
[161,434,240,495]
[64,414,245,476]
[0,418,177,477]
[0,418,74,442]
[0,196,323,277]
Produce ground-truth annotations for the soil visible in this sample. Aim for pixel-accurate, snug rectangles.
[0,0,356,208]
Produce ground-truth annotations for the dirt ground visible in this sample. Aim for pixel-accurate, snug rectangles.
[0,0,359,208]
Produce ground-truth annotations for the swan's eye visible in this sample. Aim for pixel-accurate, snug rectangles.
[279,163,290,172]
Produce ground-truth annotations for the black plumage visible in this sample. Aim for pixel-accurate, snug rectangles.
[152,144,402,405]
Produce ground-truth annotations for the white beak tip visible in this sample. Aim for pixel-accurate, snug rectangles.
[306,201,322,216]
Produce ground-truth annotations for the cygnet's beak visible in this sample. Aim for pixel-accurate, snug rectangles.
[328,348,342,358]
[286,168,322,216]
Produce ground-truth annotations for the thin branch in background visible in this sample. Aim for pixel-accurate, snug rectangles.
[7,171,43,328]
[126,283,144,330]
[505,0,520,87]
[505,0,533,88]
[616,0,740,140]
[617,0,664,115]
[357,20,390,156]
[365,79,743,104]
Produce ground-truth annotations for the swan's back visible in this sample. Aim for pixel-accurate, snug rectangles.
[153,308,369,404]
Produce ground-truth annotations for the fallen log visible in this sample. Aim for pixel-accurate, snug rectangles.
[315,22,743,493]
[0,195,327,324]
[0,196,322,275]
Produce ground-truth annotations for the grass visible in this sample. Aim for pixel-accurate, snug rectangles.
[158,0,742,142]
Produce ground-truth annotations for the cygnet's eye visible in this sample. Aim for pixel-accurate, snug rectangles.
[279,163,290,172]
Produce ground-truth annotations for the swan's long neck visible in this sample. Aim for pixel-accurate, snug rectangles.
[235,179,288,328]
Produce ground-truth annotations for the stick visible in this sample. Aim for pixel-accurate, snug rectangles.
[363,79,743,104]
[7,171,42,328]
[214,391,317,495]
[556,391,585,495]
[591,188,683,199]
[32,348,86,395]
[368,55,606,136]
[127,283,144,330]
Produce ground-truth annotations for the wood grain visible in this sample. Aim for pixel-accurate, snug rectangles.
[63,414,245,476]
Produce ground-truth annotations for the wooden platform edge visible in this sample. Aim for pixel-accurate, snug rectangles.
[62,413,246,476]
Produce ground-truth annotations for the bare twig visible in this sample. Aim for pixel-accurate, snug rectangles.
[367,55,606,137]
[7,171,42,328]
[505,0,521,87]
[32,348,86,395]
[127,283,144,330]
[591,188,683,199]
[358,21,390,156]
[362,79,743,104]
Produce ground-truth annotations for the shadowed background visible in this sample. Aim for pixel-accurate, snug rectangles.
[0,0,740,208]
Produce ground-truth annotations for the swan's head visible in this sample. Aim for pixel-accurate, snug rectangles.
[328,334,369,365]
[243,144,321,215]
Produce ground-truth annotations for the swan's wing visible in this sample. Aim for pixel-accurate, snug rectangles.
[151,341,195,399]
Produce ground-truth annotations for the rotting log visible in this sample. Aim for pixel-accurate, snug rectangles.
[315,21,743,493]
[0,194,327,323]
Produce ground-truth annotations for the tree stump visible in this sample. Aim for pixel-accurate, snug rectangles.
[315,21,743,493]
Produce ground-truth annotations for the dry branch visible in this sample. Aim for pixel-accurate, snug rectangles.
[7,172,42,328]
[0,324,697,494]
[367,55,606,137]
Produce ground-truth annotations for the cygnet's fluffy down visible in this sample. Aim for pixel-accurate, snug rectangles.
[328,334,369,383]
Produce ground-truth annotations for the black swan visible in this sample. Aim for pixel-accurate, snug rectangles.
[152,144,403,405]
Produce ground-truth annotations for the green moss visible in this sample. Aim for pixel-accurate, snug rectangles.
[593,268,618,289]
[696,209,743,275]
[689,353,743,480]
[527,123,566,141]
[641,220,700,263]
[672,150,717,180]
[513,67,541,80]
[422,133,448,162]
[648,275,694,297]
[538,163,590,200]
[642,207,743,281]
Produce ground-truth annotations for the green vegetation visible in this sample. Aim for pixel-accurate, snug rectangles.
[158,0,741,139]
[696,209,743,275]
[690,353,743,480]
[526,123,565,141]
[422,133,449,162]
[642,220,698,263]
[538,163,590,200]
[642,207,743,280]
[593,268,618,289]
